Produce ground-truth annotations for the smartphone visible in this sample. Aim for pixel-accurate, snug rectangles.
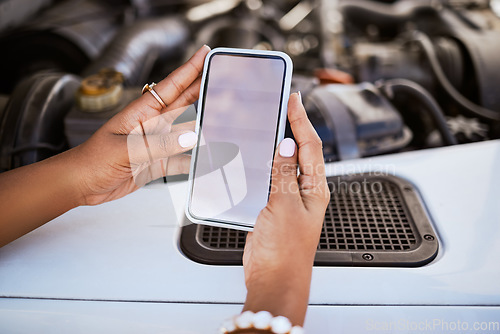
[186,47,293,231]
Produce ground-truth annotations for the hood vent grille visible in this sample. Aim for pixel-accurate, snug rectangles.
[181,174,438,267]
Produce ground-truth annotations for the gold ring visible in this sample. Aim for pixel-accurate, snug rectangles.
[142,82,167,109]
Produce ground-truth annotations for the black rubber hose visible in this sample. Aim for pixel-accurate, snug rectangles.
[339,0,437,27]
[407,31,500,121]
[379,78,458,146]
[0,73,81,170]
[82,17,188,86]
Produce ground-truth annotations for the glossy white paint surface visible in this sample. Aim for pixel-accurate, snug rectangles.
[1,140,499,331]
[0,299,499,333]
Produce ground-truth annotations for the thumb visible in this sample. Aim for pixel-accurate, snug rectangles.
[268,138,300,202]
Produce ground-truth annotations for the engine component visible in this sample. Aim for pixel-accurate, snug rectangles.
[76,69,125,112]
[305,82,412,162]
[0,0,120,94]
[408,31,500,121]
[351,39,440,96]
[0,95,9,118]
[192,16,285,51]
[341,0,500,124]
[0,73,80,171]
[426,115,488,146]
[186,0,241,22]
[0,0,52,33]
[340,0,443,35]
[446,115,488,142]
[65,16,189,147]
[188,0,324,73]
[65,87,141,148]
[82,17,189,86]
[65,87,197,149]
[378,78,458,146]
[1,0,498,170]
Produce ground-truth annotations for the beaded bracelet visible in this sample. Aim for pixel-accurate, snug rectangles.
[219,311,304,334]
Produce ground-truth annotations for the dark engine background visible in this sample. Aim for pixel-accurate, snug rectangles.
[1,0,499,171]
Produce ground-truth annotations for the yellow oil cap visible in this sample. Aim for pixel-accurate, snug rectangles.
[77,69,124,112]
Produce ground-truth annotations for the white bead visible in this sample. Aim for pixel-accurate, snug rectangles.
[220,317,236,332]
[270,316,292,334]
[235,311,254,329]
[290,326,305,334]
[253,311,273,329]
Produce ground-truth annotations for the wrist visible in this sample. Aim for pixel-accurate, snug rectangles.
[51,147,88,208]
[244,264,313,326]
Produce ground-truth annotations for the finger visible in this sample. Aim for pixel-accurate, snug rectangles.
[140,45,210,112]
[172,120,195,132]
[165,76,202,112]
[136,155,192,184]
[288,92,324,178]
[268,138,301,203]
[112,91,194,135]
[160,100,196,127]
[165,154,192,175]
[288,92,329,208]
[140,105,192,135]
[127,130,198,164]
[109,47,208,135]
[159,76,201,125]
[148,130,198,161]
[124,112,195,146]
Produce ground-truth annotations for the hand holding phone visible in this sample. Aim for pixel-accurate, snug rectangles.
[186,47,293,230]
[243,92,330,326]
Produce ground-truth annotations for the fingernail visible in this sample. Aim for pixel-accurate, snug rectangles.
[178,131,198,148]
[279,138,296,157]
[203,44,211,50]
[297,91,302,104]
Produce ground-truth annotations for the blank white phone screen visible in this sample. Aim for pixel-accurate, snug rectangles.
[190,53,286,227]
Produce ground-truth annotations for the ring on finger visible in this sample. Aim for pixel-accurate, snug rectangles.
[142,82,167,109]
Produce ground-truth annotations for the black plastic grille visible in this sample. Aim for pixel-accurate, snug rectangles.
[182,174,438,267]
[319,180,416,251]
[198,179,416,252]
[200,225,247,249]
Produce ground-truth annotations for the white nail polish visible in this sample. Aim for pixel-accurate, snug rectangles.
[178,131,198,148]
[279,138,296,157]
[298,91,302,104]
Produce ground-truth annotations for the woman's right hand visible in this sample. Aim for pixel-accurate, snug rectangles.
[242,92,330,326]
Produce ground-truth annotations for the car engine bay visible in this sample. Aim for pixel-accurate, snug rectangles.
[1,0,499,170]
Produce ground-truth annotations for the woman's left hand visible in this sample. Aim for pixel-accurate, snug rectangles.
[0,45,210,247]
[72,45,210,206]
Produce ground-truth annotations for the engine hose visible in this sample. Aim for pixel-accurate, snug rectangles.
[0,73,81,170]
[339,0,438,27]
[82,17,188,86]
[407,31,500,121]
[379,78,458,146]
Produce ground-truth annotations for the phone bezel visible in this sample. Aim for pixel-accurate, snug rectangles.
[185,47,293,231]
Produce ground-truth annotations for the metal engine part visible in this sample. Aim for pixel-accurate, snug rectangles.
[1,0,499,170]
[0,73,81,171]
[0,0,53,33]
[64,87,141,149]
[0,0,121,94]
[427,115,489,146]
[82,17,189,86]
[305,82,412,162]
[340,0,500,124]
